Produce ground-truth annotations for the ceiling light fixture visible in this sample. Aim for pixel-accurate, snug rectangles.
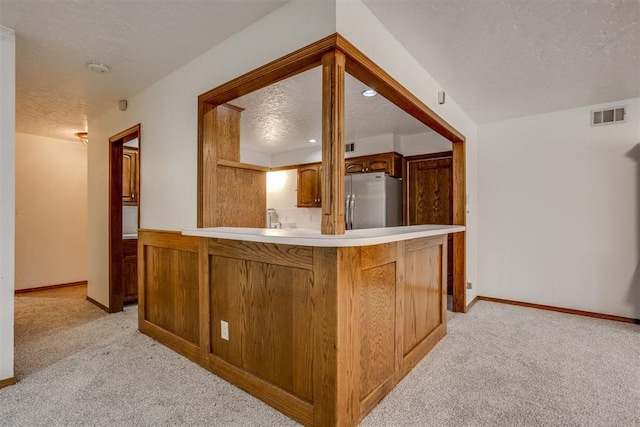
[308,138,318,143]
[361,89,377,97]
[74,132,88,145]
[87,61,110,74]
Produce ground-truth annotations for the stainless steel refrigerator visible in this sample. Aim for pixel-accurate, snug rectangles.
[345,173,402,230]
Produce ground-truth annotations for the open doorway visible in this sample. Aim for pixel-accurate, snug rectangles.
[109,124,140,313]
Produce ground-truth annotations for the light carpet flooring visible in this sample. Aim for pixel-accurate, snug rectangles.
[2,289,639,426]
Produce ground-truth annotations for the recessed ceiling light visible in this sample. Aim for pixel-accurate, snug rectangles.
[361,89,377,97]
[87,61,110,74]
[308,138,318,143]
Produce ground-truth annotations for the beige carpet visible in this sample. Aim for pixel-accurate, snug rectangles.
[2,291,639,426]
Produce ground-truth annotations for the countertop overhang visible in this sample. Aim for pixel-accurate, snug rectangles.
[182,224,465,247]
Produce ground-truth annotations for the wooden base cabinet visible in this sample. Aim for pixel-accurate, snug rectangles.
[122,238,138,302]
[138,230,447,426]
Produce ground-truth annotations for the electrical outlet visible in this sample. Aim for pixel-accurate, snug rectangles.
[220,320,229,340]
[466,281,473,289]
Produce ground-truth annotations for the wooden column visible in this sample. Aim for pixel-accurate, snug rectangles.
[321,50,346,235]
[198,101,218,228]
[452,140,466,312]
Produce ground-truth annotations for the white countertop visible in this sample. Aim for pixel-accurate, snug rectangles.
[182,225,465,247]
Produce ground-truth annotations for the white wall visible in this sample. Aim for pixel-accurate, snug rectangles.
[478,98,640,319]
[336,0,479,303]
[87,0,337,306]
[0,25,16,382]
[270,133,397,167]
[15,133,88,290]
[267,169,322,230]
[400,131,452,157]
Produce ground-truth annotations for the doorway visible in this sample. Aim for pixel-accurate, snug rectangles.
[109,124,140,313]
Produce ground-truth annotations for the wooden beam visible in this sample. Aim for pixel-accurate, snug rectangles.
[321,49,346,235]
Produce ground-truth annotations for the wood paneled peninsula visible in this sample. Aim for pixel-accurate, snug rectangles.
[138,224,464,426]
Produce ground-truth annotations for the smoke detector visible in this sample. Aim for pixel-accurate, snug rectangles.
[87,61,110,74]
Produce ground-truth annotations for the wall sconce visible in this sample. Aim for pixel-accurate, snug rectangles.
[74,132,88,145]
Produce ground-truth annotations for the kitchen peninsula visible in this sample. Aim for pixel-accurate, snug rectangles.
[138,34,468,426]
[138,224,464,426]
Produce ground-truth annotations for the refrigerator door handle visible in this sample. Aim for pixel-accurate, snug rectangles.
[349,194,356,230]
[345,194,351,229]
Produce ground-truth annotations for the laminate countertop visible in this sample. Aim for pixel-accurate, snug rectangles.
[182,224,465,248]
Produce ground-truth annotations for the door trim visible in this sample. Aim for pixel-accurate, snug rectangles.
[109,124,140,313]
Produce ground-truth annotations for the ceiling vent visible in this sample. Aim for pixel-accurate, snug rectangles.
[345,142,355,152]
[591,107,625,126]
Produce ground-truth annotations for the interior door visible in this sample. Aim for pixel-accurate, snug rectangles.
[406,155,454,293]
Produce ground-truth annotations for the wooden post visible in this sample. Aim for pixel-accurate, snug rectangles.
[452,139,466,312]
[321,49,346,235]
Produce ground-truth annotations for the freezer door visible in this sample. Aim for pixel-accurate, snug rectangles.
[351,173,387,229]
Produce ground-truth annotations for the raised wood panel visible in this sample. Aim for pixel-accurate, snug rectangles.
[210,257,314,402]
[345,152,402,177]
[212,104,242,162]
[123,239,138,302]
[207,354,315,426]
[122,148,135,204]
[407,157,452,225]
[403,243,443,356]
[208,239,313,270]
[360,242,396,270]
[359,262,396,400]
[297,164,321,207]
[198,102,217,227]
[143,246,199,345]
[216,165,266,227]
[345,158,366,174]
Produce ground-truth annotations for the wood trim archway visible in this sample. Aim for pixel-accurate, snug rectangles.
[197,34,468,312]
[109,124,140,313]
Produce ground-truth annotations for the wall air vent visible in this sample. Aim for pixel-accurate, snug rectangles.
[345,142,355,152]
[591,106,625,126]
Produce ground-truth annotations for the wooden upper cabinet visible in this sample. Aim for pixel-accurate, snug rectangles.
[297,163,322,207]
[345,152,402,177]
[123,147,139,206]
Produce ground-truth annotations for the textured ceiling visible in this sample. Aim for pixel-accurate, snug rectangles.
[364,0,640,123]
[0,0,288,141]
[233,66,429,153]
[2,0,638,144]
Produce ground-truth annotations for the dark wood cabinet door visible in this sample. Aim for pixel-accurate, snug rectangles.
[345,158,366,174]
[123,148,138,205]
[366,158,391,172]
[345,152,402,177]
[297,164,321,207]
[122,239,138,303]
[407,156,453,293]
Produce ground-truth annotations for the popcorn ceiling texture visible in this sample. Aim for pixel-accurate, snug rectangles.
[363,0,640,122]
[1,0,638,142]
[233,67,428,155]
[0,0,287,141]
